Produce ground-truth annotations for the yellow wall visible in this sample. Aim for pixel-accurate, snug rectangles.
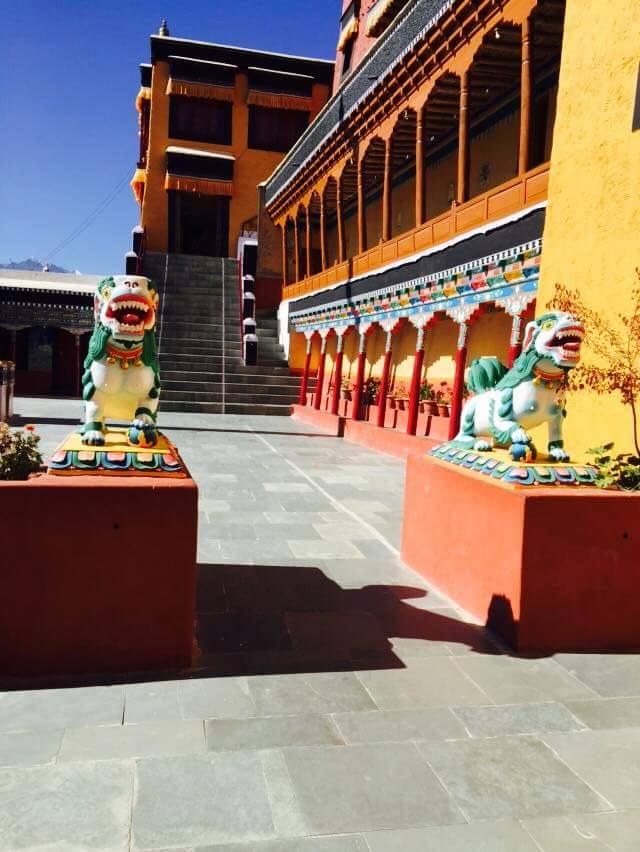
[536,0,640,456]
[141,61,329,256]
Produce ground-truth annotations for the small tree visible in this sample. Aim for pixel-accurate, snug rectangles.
[547,270,640,457]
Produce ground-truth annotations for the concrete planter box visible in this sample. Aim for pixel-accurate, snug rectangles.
[1,472,198,677]
[401,454,640,652]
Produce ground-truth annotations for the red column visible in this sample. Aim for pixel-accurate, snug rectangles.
[407,326,426,436]
[281,225,288,287]
[457,70,470,205]
[299,336,313,405]
[330,333,345,416]
[507,313,524,367]
[313,336,327,410]
[519,16,532,176]
[382,138,392,243]
[8,329,17,363]
[351,331,367,421]
[448,322,469,440]
[376,331,393,428]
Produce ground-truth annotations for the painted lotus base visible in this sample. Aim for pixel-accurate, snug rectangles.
[47,428,186,477]
[429,442,597,487]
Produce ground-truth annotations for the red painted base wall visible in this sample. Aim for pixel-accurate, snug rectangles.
[401,454,640,652]
[1,472,198,677]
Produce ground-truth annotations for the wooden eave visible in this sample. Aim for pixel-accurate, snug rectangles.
[267,0,517,221]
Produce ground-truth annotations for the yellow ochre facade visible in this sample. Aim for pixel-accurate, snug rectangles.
[264,0,640,454]
[536,0,640,455]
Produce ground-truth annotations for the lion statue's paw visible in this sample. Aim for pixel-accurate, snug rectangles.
[82,429,106,446]
[549,445,570,462]
[511,428,532,445]
[473,439,492,452]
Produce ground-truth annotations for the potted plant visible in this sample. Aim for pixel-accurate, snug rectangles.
[0,422,43,481]
[436,381,453,417]
[340,377,353,400]
[392,382,409,411]
[363,376,381,405]
[419,380,438,415]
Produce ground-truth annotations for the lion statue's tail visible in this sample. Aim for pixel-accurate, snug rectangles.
[466,357,509,395]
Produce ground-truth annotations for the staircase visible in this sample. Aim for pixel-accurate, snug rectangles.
[141,252,306,416]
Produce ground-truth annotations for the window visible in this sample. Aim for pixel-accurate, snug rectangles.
[169,96,232,145]
[248,106,309,152]
[341,40,354,79]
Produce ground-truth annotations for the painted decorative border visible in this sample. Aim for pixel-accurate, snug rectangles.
[429,443,598,488]
[48,448,186,477]
[290,241,541,334]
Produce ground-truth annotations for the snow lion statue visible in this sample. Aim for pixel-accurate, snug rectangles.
[452,311,584,462]
[81,275,161,447]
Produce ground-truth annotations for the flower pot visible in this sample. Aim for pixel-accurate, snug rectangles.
[340,389,352,401]
[389,398,397,410]
[424,400,438,416]
[397,398,407,411]
[437,403,450,417]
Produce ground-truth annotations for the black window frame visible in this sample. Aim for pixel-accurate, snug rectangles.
[169,95,233,146]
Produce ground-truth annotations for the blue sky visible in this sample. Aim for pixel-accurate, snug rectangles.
[1,1,339,274]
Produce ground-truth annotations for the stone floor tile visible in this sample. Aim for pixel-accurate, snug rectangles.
[254,523,322,541]
[543,728,640,808]
[286,611,389,655]
[526,809,640,852]
[356,658,489,710]
[287,540,365,560]
[455,656,598,704]
[195,834,369,851]
[0,685,125,732]
[178,678,256,720]
[338,500,391,514]
[0,760,133,851]
[313,522,374,541]
[331,708,467,744]
[418,736,609,820]
[205,715,343,751]
[554,654,640,698]
[264,483,314,494]
[453,702,585,737]
[132,753,276,849]
[520,814,612,851]
[564,695,640,729]
[249,673,376,716]
[59,719,205,762]
[364,820,539,851]
[124,681,181,723]
[322,558,428,589]
[284,742,463,834]
[0,729,63,768]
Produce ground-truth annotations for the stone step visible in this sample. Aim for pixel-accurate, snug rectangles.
[162,370,305,387]
[163,380,301,399]
[158,358,295,375]
[162,388,298,405]
[160,400,293,416]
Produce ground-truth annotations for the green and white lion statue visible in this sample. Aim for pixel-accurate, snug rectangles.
[81,275,161,447]
[452,311,584,462]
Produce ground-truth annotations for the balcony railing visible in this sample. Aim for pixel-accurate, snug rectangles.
[283,162,549,301]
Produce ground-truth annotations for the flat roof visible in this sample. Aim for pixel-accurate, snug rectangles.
[0,269,101,295]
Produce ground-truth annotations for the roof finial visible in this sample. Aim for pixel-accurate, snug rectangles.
[159,19,170,36]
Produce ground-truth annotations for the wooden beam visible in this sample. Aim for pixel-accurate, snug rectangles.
[519,15,532,175]
[457,70,470,204]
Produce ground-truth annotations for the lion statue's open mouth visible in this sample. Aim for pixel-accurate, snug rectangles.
[98,277,157,343]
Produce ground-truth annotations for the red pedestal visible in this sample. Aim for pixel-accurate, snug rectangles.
[401,454,640,652]
[1,472,198,677]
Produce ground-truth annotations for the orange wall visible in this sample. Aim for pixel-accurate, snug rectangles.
[141,61,329,257]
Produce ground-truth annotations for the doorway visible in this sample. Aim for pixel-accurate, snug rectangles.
[168,191,230,257]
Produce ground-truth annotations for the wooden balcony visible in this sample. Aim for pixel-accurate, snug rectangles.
[283,162,549,301]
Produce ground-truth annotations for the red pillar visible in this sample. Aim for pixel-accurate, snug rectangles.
[299,336,313,405]
[330,333,345,416]
[351,331,367,421]
[313,336,327,410]
[507,313,524,367]
[448,322,469,440]
[407,326,426,436]
[8,329,17,363]
[376,331,393,428]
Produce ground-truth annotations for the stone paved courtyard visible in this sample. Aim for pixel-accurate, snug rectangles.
[2,398,640,850]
